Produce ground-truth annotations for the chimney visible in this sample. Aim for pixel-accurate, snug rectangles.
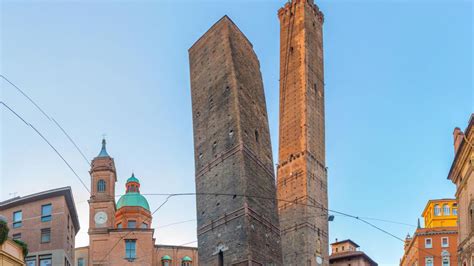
[453,127,464,154]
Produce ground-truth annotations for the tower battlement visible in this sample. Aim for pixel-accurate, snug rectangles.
[278,0,324,23]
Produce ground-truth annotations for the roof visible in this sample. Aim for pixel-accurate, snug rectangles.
[126,173,140,184]
[0,186,80,233]
[448,113,473,180]
[155,244,198,250]
[329,251,377,266]
[421,198,456,217]
[116,192,150,211]
[97,138,109,157]
[189,15,253,51]
[330,239,360,248]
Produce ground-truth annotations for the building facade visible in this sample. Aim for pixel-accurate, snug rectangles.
[277,0,328,265]
[448,114,474,266]
[0,239,26,266]
[80,139,198,266]
[422,199,458,229]
[0,187,80,266]
[400,199,458,266]
[329,240,377,266]
[189,16,283,265]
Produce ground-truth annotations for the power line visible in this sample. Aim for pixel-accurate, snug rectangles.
[99,195,174,262]
[1,75,91,166]
[1,101,90,193]
[141,192,444,259]
[156,219,196,229]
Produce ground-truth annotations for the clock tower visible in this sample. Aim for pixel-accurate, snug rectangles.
[88,139,117,233]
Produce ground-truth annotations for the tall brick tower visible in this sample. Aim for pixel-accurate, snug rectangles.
[277,0,328,265]
[88,139,117,264]
[189,16,283,266]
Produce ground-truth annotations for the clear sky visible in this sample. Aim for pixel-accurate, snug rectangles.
[0,0,472,264]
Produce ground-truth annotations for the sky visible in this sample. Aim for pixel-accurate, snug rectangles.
[0,0,472,264]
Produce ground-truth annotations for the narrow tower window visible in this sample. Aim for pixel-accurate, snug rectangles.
[255,130,259,143]
[218,251,224,266]
[97,180,106,192]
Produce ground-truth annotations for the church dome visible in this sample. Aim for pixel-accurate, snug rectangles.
[182,256,192,262]
[116,192,150,211]
[116,173,150,211]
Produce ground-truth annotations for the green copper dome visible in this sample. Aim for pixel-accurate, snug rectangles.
[116,173,149,211]
[161,255,172,261]
[127,173,140,183]
[116,192,150,211]
[182,256,192,262]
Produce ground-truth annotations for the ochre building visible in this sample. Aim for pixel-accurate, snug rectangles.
[400,199,458,266]
[422,199,458,229]
[189,15,282,265]
[0,239,25,266]
[448,114,474,266]
[277,0,329,265]
[77,140,197,266]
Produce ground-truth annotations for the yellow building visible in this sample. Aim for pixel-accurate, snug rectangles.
[421,199,458,228]
[0,239,25,266]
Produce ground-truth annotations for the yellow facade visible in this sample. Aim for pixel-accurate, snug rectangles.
[421,199,458,228]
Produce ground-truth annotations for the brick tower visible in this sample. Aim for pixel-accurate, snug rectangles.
[88,139,117,264]
[277,0,328,265]
[189,16,283,266]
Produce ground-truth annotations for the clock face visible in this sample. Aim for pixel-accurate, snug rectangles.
[94,211,108,226]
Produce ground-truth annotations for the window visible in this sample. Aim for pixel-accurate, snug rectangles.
[218,250,223,266]
[442,237,449,247]
[453,208,458,216]
[77,258,84,266]
[425,238,432,248]
[26,256,36,266]
[97,179,106,192]
[426,257,433,266]
[12,233,21,240]
[125,240,136,260]
[13,211,22,228]
[127,220,136,228]
[117,223,122,229]
[39,254,52,266]
[434,205,441,216]
[443,204,450,216]
[41,228,51,243]
[141,222,147,229]
[443,258,450,266]
[41,204,52,222]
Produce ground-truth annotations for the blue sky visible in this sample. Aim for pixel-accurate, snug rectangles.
[0,0,472,264]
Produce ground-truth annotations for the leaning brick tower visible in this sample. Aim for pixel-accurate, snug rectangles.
[277,0,329,265]
[189,16,283,265]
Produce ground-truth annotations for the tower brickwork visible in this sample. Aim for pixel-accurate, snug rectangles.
[277,0,329,265]
[189,16,283,266]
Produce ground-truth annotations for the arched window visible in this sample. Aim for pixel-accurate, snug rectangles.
[426,257,434,266]
[453,208,458,216]
[434,205,441,216]
[443,204,450,216]
[442,250,450,266]
[97,180,106,192]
